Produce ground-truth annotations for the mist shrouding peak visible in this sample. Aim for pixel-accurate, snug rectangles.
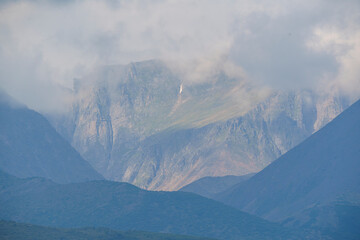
[0,0,359,112]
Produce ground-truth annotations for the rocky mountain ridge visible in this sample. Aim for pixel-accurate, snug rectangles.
[48,60,349,190]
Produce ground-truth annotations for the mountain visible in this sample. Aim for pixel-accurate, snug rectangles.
[0,170,307,240]
[179,173,254,198]
[105,90,348,191]
[48,60,348,190]
[0,220,216,240]
[0,92,103,183]
[282,201,360,240]
[216,99,360,238]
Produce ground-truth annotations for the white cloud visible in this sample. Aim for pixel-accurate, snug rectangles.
[0,0,359,111]
[307,22,360,98]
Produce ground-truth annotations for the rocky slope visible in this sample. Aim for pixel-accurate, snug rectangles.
[48,60,349,190]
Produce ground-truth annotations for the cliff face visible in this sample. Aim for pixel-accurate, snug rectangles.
[48,60,349,190]
[103,90,347,191]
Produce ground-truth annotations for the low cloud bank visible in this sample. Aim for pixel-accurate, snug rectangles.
[0,0,359,112]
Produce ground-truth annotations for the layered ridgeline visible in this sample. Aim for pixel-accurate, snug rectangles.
[179,174,254,199]
[216,99,360,239]
[49,60,348,190]
[0,92,103,183]
[0,220,215,240]
[0,170,308,240]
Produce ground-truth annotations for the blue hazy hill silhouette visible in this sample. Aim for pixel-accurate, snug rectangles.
[0,91,103,183]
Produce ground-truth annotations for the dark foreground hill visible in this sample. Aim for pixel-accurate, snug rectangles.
[0,91,103,183]
[0,170,307,240]
[216,99,360,239]
[179,174,254,198]
[0,220,216,240]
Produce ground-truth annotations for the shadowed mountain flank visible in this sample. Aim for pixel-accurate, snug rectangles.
[216,99,360,239]
[0,170,307,240]
[0,92,103,183]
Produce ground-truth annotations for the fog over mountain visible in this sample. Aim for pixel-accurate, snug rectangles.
[48,61,349,190]
[0,0,359,112]
[1,0,358,190]
[0,1,359,239]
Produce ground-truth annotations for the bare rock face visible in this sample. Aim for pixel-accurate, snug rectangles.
[48,60,349,190]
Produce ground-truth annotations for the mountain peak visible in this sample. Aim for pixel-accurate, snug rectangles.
[0,95,103,183]
[217,98,360,222]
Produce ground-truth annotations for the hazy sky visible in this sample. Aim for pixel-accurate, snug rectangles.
[0,0,359,111]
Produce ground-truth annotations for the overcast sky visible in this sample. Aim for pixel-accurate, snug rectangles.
[0,0,359,112]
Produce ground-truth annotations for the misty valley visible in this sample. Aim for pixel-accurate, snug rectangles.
[1,1,360,240]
